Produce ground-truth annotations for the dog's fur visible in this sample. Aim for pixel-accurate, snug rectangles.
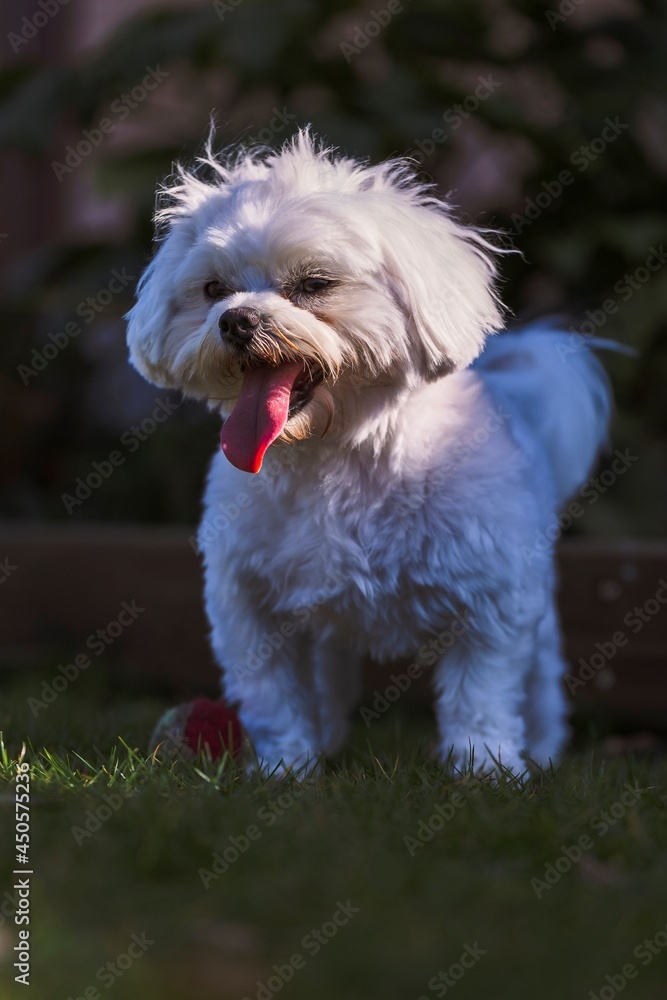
[127,130,612,775]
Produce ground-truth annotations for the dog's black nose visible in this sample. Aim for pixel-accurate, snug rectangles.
[219,307,261,345]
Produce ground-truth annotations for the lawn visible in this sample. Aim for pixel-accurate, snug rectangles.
[1,669,666,1000]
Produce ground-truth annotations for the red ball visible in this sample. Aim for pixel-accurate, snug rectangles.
[183,698,243,759]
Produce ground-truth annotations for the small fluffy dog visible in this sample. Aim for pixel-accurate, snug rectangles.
[127,130,612,775]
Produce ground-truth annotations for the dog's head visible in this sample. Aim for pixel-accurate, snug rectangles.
[126,129,503,473]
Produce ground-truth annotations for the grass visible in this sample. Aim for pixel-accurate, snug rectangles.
[1,670,667,1000]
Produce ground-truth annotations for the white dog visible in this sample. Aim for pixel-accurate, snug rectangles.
[126,130,612,776]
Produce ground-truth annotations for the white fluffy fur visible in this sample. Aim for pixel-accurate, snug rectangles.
[126,130,612,776]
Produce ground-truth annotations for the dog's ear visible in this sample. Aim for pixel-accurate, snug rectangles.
[126,152,239,388]
[125,237,184,388]
[381,202,504,376]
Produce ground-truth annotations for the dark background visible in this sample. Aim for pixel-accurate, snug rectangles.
[1,0,666,535]
[1,12,667,1000]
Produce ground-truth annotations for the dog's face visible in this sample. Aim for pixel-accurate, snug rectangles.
[126,130,503,473]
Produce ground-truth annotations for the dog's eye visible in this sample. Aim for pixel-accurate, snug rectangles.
[298,277,331,294]
[204,281,229,300]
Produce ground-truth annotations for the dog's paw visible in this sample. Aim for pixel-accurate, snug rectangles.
[248,749,324,780]
[440,734,528,783]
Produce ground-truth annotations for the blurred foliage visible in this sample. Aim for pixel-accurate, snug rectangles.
[1,0,666,532]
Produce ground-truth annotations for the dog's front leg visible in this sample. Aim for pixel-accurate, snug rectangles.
[433,632,535,778]
[208,599,323,775]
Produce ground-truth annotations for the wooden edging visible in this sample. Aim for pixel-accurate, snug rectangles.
[0,525,666,721]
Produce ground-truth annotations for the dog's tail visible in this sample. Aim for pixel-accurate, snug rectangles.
[474,324,630,510]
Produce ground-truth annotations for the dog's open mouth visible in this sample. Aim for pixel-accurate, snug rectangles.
[287,362,324,419]
[220,361,323,474]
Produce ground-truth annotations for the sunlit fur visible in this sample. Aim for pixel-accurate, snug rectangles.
[127,130,613,777]
[127,129,503,442]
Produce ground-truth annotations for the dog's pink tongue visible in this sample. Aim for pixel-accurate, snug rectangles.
[220,362,303,474]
